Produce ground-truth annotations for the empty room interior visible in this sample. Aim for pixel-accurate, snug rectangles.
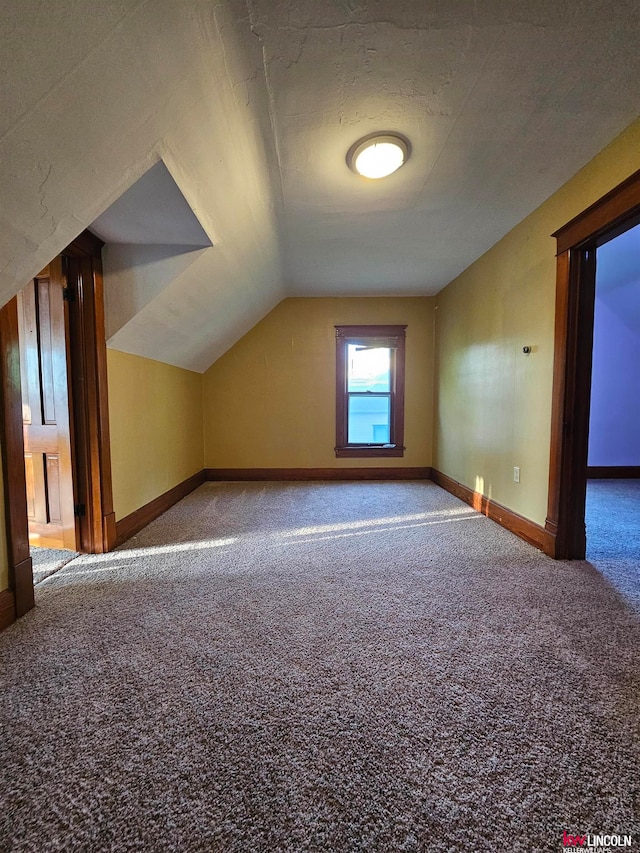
[1,2,639,850]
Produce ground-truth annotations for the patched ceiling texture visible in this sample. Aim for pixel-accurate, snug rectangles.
[1,0,639,371]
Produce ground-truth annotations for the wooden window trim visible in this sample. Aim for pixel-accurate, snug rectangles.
[335,324,406,458]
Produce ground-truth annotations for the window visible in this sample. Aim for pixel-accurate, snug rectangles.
[335,325,406,458]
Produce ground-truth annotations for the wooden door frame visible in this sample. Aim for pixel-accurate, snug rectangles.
[62,232,116,555]
[545,168,640,559]
[0,298,34,621]
[0,230,115,627]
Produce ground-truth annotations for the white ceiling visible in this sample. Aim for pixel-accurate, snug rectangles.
[251,0,640,295]
[1,0,639,371]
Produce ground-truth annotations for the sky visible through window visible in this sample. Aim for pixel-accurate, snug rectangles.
[347,344,391,443]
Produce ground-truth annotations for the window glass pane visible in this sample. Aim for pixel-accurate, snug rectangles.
[347,344,390,392]
[347,395,390,444]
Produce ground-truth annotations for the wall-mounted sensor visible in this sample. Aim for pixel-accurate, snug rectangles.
[522,346,532,354]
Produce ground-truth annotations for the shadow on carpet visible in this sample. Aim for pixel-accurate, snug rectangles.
[586,479,640,612]
[30,546,80,584]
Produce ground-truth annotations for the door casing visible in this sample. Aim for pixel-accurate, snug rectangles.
[0,230,115,623]
[545,168,640,559]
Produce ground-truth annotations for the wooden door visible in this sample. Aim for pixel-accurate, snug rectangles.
[17,258,77,550]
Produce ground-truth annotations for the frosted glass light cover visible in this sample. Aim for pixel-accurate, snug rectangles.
[354,141,405,178]
[347,134,410,179]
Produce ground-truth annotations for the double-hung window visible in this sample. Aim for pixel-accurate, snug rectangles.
[335,325,406,458]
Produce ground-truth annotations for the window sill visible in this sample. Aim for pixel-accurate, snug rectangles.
[335,445,405,458]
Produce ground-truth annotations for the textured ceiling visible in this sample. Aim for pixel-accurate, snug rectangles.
[1,0,639,371]
[246,0,640,295]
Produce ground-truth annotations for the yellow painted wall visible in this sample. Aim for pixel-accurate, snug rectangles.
[203,297,434,469]
[108,349,204,521]
[434,118,640,527]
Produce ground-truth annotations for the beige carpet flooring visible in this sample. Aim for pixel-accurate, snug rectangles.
[1,481,638,852]
[30,546,81,585]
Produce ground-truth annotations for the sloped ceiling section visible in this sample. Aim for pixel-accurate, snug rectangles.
[91,161,212,340]
[0,0,285,372]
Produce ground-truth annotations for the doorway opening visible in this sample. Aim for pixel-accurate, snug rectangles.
[546,168,640,562]
[0,231,116,626]
[584,222,640,608]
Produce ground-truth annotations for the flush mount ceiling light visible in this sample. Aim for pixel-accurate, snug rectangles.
[346,132,411,179]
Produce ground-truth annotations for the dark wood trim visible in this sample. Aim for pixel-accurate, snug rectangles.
[206,467,432,481]
[0,588,16,632]
[587,466,640,479]
[545,246,596,559]
[115,471,206,547]
[334,325,408,340]
[553,168,640,254]
[393,338,405,455]
[544,249,570,558]
[547,169,640,560]
[67,229,104,257]
[0,297,34,618]
[63,237,115,553]
[13,557,36,617]
[335,446,405,458]
[431,469,548,552]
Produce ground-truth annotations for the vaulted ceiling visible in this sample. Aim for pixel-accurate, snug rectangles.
[1,0,639,371]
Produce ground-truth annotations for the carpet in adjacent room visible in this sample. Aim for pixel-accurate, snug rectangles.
[586,478,640,611]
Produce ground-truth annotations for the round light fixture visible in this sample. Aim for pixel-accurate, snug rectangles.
[346,132,410,179]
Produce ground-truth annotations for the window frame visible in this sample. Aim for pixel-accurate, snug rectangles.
[334,324,406,458]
